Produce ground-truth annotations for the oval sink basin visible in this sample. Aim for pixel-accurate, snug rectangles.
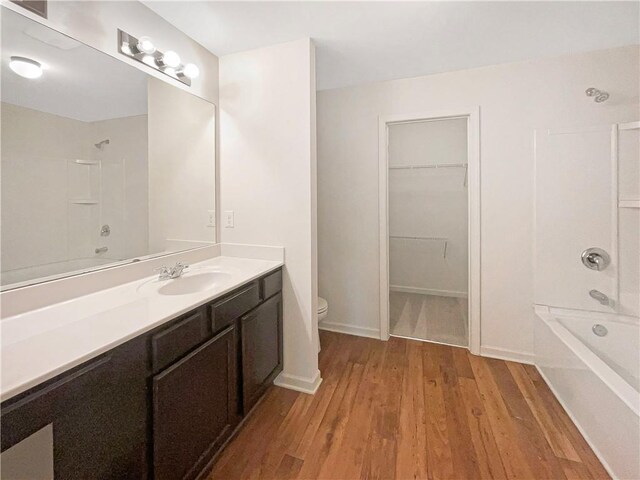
[137,270,233,296]
[157,272,232,296]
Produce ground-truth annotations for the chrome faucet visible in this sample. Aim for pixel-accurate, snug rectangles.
[589,289,614,307]
[155,262,189,280]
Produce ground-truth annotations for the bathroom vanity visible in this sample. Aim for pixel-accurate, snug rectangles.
[1,261,283,480]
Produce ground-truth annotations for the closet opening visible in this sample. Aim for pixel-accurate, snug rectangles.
[378,109,480,352]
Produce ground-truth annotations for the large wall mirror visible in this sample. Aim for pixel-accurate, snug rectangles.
[1,7,216,291]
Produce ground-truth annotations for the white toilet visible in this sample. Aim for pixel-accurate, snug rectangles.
[317,297,329,351]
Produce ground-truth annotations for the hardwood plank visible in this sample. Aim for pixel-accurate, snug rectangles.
[208,333,609,480]
[422,342,455,479]
[274,454,304,480]
[486,358,567,480]
[507,362,580,462]
[433,344,481,479]
[458,376,508,480]
[296,362,364,480]
[324,338,387,480]
[523,365,611,480]
[395,340,428,480]
[360,337,405,480]
[467,353,537,479]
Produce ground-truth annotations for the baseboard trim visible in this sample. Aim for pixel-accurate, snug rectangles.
[480,346,534,365]
[319,321,381,340]
[390,285,468,298]
[273,369,322,395]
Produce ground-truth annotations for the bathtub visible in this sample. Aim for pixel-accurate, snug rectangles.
[1,257,116,289]
[535,305,640,479]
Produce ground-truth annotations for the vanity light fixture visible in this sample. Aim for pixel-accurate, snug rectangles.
[118,29,197,87]
[9,56,43,79]
[181,63,200,80]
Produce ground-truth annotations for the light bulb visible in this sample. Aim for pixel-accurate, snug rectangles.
[136,36,155,55]
[161,50,180,68]
[183,63,200,79]
[9,56,43,79]
[121,42,132,56]
[142,55,156,66]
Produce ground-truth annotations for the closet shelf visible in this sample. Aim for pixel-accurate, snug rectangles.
[389,163,467,170]
[389,235,449,258]
[619,197,640,209]
[73,159,100,166]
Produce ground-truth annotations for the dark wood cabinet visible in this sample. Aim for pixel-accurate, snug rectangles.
[1,267,283,480]
[153,325,237,480]
[241,292,283,413]
[1,336,149,480]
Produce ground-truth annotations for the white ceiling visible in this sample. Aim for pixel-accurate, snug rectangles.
[144,1,639,91]
[2,7,147,122]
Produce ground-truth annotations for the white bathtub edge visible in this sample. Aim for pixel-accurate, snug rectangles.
[535,365,619,480]
[535,306,640,416]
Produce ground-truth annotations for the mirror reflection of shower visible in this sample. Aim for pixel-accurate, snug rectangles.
[586,87,610,103]
[94,138,110,150]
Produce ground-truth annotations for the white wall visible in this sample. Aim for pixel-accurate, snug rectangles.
[220,39,320,392]
[317,46,639,360]
[148,77,216,252]
[388,118,468,297]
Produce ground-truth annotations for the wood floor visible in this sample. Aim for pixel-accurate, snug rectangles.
[209,331,609,480]
[390,292,468,346]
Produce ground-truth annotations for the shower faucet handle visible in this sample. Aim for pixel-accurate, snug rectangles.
[581,248,610,271]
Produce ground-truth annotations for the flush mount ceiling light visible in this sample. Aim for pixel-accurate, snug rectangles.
[117,29,197,87]
[9,56,43,79]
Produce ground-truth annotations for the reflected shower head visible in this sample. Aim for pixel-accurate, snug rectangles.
[585,87,609,103]
[94,139,110,149]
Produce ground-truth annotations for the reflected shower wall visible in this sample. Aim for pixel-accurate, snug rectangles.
[0,102,148,285]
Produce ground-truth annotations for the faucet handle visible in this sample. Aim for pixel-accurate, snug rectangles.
[174,262,189,274]
[155,265,170,279]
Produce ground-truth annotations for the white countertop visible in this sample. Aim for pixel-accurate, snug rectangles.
[1,255,282,402]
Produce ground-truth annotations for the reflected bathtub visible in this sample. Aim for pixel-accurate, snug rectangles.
[535,305,639,479]
[1,257,115,288]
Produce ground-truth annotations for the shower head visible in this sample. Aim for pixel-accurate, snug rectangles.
[94,139,110,149]
[585,87,609,103]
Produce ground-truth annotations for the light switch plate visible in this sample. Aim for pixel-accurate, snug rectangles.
[224,211,234,228]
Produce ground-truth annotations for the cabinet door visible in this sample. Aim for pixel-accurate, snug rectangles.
[241,293,283,413]
[1,336,149,480]
[153,325,237,480]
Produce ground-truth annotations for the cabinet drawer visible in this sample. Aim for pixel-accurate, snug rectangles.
[261,269,282,300]
[151,309,208,372]
[210,282,260,334]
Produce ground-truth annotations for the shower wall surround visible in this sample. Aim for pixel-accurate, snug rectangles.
[1,103,149,284]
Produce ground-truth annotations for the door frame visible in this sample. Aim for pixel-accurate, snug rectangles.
[378,107,481,354]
